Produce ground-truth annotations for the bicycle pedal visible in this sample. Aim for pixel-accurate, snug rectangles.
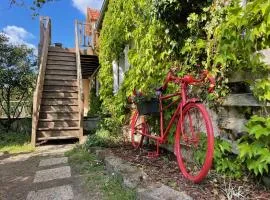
[147,152,159,158]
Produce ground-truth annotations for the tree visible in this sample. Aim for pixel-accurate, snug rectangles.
[0,34,36,131]
[9,0,55,14]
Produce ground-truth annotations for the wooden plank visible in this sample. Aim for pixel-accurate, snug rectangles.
[46,65,76,70]
[47,60,76,66]
[38,120,79,128]
[41,98,78,105]
[47,55,76,62]
[46,69,76,76]
[40,105,79,112]
[43,91,78,98]
[43,85,77,91]
[44,79,77,86]
[39,112,79,120]
[45,74,77,80]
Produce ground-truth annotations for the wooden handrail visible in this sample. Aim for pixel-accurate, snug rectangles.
[75,20,84,140]
[31,16,51,146]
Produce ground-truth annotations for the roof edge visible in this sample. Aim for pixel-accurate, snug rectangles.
[96,0,109,31]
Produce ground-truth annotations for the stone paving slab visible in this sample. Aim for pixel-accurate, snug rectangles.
[34,166,71,183]
[39,157,68,167]
[138,184,192,200]
[27,185,74,200]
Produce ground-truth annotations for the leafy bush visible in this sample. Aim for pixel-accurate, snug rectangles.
[238,115,270,176]
[214,138,242,178]
[84,128,122,148]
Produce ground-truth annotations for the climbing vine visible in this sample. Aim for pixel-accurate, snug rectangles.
[98,0,270,126]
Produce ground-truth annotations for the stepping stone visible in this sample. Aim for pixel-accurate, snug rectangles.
[138,184,192,200]
[39,157,68,167]
[27,185,73,200]
[34,166,71,183]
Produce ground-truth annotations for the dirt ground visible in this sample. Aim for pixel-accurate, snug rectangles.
[110,144,270,200]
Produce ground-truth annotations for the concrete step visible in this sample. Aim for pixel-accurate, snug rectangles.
[45,74,77,80]
[40,105,79,112]
[38,120,80,128]
[39,111,79,120]
[41,98,78,105]
[46,69,76,76]
[46,64,76,70]
[44,79,77,86]
[43,85,77,91]
[43,91,78,98]
[47,60,76,66]
[47,55,76,62]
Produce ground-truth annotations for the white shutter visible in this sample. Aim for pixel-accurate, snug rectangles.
[119,55,125,86]
[112,60,119,94]
[124,45,130,72]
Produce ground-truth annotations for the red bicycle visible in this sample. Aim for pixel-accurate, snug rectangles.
[130,68,215,183]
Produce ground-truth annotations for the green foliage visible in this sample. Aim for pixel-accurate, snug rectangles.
[84,128,122,148]
[88,88,102,116]
[0,34,36,131]
[214,138,242,178]
[66,146,136,199]
[0,131,34,154]
[238,115,270,176]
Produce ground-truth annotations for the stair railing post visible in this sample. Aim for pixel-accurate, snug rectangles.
[75,20,84,142]
[31,16,51,146]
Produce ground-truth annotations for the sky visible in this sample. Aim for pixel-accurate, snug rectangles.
[0,0,103,51]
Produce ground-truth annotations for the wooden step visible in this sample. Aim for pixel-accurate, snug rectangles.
[48,51,75,57]
[40,105,79,112]
[37,127,79,131]
[38,120,79,128]
[44,79,77,86]
[43,85,77,91]
[37,129,79,140]
[45,74,77,80]
[41,98,78,105]
[46,64,76,70]
[48,47,74,53]
[39,112,79,120]
[43,91,78,98]
[47,55,76,62]
[37,135,78,141]
[43,89,78,93]
[46,69,76,76]
[47,60,76,66]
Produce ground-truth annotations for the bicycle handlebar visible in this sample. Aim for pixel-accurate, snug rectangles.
[161,69,215,93]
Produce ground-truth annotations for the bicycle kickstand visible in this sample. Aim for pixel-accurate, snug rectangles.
[148,142,160,158]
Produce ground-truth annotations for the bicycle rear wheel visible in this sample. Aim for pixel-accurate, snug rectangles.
[130,110,147,149]
[175,103,214,183]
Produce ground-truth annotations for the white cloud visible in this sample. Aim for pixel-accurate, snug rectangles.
[72,0,103,15]
[2,25,36,50]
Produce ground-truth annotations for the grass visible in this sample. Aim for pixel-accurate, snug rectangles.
[65,146,136,200]
[0,132,34,154]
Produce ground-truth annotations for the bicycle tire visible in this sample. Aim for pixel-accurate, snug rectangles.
[130,110,146,149]
[175,103,214,183]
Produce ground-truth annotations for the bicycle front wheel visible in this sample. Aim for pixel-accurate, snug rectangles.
[175,103,214,183]
[130,110,147,149]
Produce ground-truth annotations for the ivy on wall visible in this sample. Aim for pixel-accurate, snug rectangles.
[98,0,270,126]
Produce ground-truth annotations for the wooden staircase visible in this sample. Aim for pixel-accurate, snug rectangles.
[36,47,81,141]
[32,17,99,145]
[31,17,84,145]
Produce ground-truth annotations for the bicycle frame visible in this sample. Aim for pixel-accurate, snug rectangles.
[137,82,197,144]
